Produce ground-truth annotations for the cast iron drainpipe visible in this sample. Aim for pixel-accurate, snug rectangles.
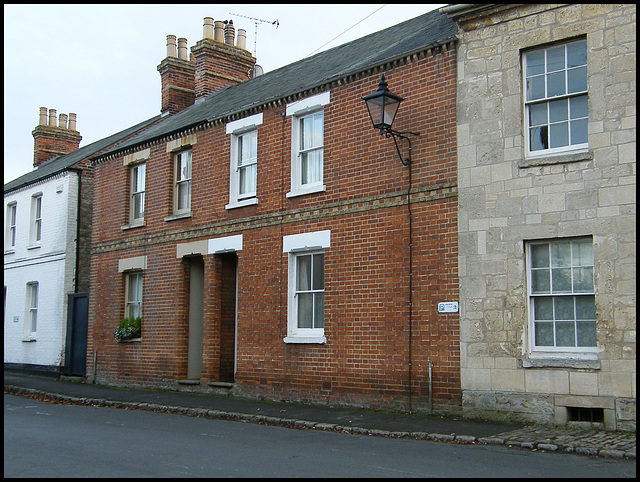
[407,148,414,412]
[404,136,434,414]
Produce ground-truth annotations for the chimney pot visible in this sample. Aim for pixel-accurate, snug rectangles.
[237,29,247,50]
[48,109,57,127]
[203,17,214,40]
[166,34,177,58]
[177,37,188,60]
[214,20,224,42]
[224,20,235,45]
[39,107,48,126]
[191,18,256,101]
[33,110,81,167]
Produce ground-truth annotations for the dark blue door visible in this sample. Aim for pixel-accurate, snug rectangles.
[64,293,89,376]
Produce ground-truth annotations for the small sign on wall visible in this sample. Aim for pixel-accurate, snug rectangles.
[437,302,459,313]
[13,316,20,323]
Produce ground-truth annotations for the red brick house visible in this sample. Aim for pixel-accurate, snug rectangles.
[87,11,460,414]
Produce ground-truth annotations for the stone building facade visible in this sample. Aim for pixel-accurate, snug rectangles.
[446,4,636,430]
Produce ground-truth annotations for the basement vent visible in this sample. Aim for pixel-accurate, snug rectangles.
[567,406,604,423]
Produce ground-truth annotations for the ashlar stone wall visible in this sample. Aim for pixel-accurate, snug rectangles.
[455,4,635,430]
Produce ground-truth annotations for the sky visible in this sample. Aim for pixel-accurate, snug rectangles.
[4,4,445,185]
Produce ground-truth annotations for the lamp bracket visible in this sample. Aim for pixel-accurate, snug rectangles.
[380,128,420,166]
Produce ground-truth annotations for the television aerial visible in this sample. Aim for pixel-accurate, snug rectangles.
[229,12,279,58]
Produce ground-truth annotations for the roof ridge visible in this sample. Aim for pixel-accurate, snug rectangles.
[89,8,456,161]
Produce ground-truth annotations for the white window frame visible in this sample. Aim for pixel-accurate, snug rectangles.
[523,38,588,158]
[130,162,146,223]
[286,92,330,198]
[174,149,192,215]
[283,230,330,344]
[118,255,147,322]
[226,113,263,210]
[24,281,38,340]
[5,202,17,250]
[29,193,43,245]
[526,238,597,359]
[124,271,143,320]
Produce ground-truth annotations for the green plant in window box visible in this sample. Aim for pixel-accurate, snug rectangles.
[114,317,142,342]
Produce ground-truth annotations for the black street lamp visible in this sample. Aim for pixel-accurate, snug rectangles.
[362,74,420,165]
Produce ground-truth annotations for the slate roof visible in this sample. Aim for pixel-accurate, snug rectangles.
[4,115,161,194]
[97,8,456,159]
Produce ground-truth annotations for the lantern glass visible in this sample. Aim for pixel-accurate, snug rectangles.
[362,75,404,130]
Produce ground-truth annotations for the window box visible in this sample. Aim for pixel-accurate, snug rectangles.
[114,317,142,342]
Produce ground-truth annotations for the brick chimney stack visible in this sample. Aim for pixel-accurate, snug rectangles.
[158,17,256,115]
[32,107,82,167]
[192,19,256,101]
[157,34,196,115]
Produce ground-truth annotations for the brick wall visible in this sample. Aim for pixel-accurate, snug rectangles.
[32,125,82,167]
[88,48,459,413]
[192,39,255,100]
[74,158,94,294]
[157,57,195,115]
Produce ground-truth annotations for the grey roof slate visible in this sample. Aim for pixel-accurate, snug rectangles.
[4,115,160,194]
[99,8,456,158]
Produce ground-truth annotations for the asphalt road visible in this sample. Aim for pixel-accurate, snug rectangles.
[4,395,636,478]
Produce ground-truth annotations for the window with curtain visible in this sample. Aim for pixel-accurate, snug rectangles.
[175,150,192,213]
[236,130,257,200]
[130,163,146,222]
[295,252,325,330]
[125,272,143,320]
[298,112,324,187]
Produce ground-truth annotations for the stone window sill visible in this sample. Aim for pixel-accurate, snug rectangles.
[518,150,592,168]
[283,336,326,344]
[225,197,258,210]
[121,221,146,231]
[164,212,192,222]
[522,357,600,370]
[286,184,326,199]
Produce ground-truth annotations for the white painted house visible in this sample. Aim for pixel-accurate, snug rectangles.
[4,170,81,371]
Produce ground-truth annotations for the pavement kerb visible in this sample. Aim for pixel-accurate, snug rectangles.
[4,384,635,460]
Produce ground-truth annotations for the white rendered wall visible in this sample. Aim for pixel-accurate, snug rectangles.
[4,171,79,368]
